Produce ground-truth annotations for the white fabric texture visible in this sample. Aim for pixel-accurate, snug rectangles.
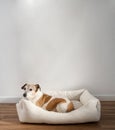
[16,89,101,124]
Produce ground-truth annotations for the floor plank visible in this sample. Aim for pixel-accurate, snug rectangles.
[0,101,115,130]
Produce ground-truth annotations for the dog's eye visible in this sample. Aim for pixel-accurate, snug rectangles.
[29,89,32,91]
[24,88,26,90]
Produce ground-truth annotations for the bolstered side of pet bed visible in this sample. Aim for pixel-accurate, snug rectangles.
[16,89,101,124]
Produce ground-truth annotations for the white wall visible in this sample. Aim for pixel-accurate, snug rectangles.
[0,0,21,98]
[0,0,115,101]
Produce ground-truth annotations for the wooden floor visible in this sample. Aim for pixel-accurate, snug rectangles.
[0,102,115,130]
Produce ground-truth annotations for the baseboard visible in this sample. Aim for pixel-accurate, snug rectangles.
[96,95,115,101]
[0,96,115,103]
[0,97,21,103]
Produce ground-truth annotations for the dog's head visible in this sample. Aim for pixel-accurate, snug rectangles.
[21,83,41,100]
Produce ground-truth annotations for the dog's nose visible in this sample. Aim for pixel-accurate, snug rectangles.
[23,93,27,97]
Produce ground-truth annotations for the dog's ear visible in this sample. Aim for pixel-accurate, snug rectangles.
[21,83,27,90]
[35,84,41,92]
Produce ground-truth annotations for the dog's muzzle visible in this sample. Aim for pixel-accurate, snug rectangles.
[23,93,27,97]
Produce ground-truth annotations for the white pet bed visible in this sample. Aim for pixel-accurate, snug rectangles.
[16,89,101,124]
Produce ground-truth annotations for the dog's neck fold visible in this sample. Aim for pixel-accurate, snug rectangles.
[31,91,43,104]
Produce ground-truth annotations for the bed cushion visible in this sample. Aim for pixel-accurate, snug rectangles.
[16,89,101,124]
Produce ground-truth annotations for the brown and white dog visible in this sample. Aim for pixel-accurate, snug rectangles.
[21,83,74,113]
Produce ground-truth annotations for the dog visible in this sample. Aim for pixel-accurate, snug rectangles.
[21,83,74,113]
